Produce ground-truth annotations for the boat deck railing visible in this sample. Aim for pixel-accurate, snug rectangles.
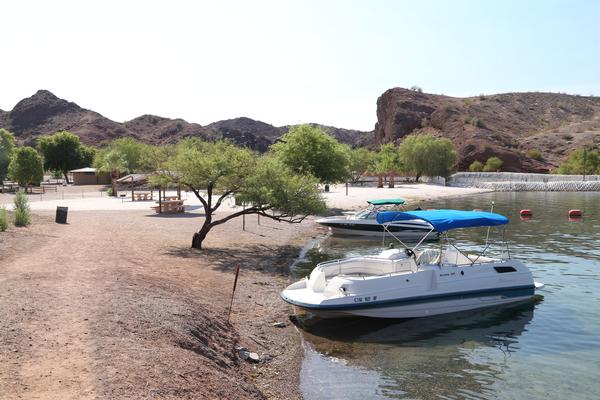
[317,256,417,277]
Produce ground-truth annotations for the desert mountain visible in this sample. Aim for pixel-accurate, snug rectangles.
[3,89,599,173]
[375,88,600,172]
[0,90,370,152]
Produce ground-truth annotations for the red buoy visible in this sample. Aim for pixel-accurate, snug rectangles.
[520,209,533,217]
[568,209,582,218]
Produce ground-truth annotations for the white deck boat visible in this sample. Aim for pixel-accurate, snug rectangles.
[316,199,436,238]
[282,210,543,318]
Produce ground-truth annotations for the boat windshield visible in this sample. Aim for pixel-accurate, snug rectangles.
[355,210,374,219]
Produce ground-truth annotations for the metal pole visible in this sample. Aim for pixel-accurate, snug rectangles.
[227,263,241,321]
[242,203,246,231]
[484,201,495,246]
[345,181,348,196]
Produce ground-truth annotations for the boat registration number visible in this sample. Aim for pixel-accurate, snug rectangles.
[354,295,378,303]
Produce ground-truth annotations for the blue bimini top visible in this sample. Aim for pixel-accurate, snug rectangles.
[376,209,509,233]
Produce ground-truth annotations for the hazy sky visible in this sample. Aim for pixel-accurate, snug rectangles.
[2,0,599,131]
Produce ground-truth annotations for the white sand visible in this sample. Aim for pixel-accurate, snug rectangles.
[0,184,489,212]
[322,183,490,210]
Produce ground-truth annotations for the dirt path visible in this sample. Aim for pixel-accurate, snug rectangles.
[0,210,318,399]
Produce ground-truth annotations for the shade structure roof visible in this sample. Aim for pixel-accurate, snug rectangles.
[367,198,405,206]
[69,167,96,173]
[376,209,509,232]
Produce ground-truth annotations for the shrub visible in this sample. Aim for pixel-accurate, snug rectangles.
[13,191,31,227]
[469,160,484,172]
[483,157,503,172]
[0,207,7,232]
[527,149,543,161]
[479,93,486,100]
[106,187,114,196]
[470,117,485,128]
[443,103,456,112]
[410,85,423,93]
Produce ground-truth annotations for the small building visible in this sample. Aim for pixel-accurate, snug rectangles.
[69,167,112,185]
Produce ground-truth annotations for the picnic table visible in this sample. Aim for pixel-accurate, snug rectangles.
[151,199,185,214]
[134,192,153,201]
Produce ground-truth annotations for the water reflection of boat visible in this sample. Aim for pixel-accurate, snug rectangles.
[298,300,543,400]
[296,297,541,347]
[283,210,543,318]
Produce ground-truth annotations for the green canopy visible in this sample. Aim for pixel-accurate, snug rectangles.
[367,198,405,206]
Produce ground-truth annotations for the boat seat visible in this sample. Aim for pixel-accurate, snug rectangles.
[442,247,472,265]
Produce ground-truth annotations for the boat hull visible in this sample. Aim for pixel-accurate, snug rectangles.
[281,258,540,319]
[290,288,535,319]
[317,217,436,238]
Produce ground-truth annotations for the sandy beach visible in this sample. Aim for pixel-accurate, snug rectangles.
[0,183,487,399]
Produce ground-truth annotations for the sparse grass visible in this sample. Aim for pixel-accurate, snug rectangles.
[0,207,7,232]
[13,191,31,227]
[479,93,486,100]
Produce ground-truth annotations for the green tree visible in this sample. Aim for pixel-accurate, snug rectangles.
[483,157,503,172]
[37,131,91,183]
[80,145,97,167]
[160,139,326,249]
[469,160,484,172]
[8,147,44,187]
[349,148,376,183]
[0,129,16,182]
[426,138,457,179]
[105,138,152,173]
[399,134,457,181]
[271,124,351,184]
[94,149,127,196]
[556,148,600,174]
[373,144,403,188]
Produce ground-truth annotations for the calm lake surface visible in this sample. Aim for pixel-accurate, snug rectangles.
[292,192,600,400]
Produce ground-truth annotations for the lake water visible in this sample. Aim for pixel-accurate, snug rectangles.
[292,192,600,400]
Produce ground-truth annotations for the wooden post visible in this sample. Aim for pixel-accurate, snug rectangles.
[158,187,162,214]
[131,176,134,201]
[177,184,181,200]
[242,203,246,231]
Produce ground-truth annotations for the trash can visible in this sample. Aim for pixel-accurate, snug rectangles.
[55,206,68,224]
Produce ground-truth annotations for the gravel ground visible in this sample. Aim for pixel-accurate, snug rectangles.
[0,209,319,399]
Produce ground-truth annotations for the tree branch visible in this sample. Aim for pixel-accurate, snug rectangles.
[211,190,235,213]
[208,205,308,228]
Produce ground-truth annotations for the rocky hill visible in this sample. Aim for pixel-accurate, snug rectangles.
[0,90,370,152]
[4,89,598,172]
[375,88,600,172]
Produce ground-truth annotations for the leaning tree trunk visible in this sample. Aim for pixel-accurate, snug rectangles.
[191,214,212,249]
[377,174,384,188]
[63,172,70,185]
